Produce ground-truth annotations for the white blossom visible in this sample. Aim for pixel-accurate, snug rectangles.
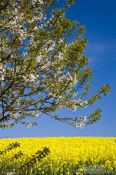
[31,111,42,117]
[9,111,18,118]
[0,63,5,73]
[29,74,37,82]
[75,122,85,128]
[82,100,88,105]
[38,24,44,29]
[7,172,15,175]
[23,74,37,83]
[25,121,33,127]
[36,55,44,62]
[0,75,4,81]
[33,0,44,4]
[34,26,38,31]
[83,116,88,122]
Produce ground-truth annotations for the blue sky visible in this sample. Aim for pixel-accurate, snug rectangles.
[0,0,116,137]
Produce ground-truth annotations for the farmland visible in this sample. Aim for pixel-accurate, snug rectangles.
[0,137,116,174]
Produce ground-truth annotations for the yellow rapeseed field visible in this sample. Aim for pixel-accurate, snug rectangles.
[0,137,116,174]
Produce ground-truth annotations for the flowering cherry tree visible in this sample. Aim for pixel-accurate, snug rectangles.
[0,0,110,128]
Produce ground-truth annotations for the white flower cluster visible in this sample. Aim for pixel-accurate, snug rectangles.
[29,111,42,117]
[75,122,85,128]
[24,121,37,127]
[0,63,5,81]
[32,0,44,5]
[7,172,15,175]
[72,99,88,111]
[75,116,88,128]
[54,51,64,60]
[36,40,56,57]
[23,74,38,83]
[29,74,37,82]
[58,72,75,83]
[7,9,25,39]
[5,4,45,44]
[1,47,12,55]
[57,71,78,87]
[0,75,4,81]
[25,121,34,127]
[36,55,44,62]
[0,63,5,73]
[9,112,18,118]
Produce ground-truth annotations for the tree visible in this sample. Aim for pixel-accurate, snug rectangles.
[0,0,110,128]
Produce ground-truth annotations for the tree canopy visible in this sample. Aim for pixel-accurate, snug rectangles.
[0,0,110,128]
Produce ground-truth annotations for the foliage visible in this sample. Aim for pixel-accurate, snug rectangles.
[15,147,50,175]
[0,141,50,175]
[0,142,22,174]
[0,0,110,128]
[0,137,116,174]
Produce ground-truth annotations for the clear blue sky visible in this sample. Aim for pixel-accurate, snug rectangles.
[0,0,116,137]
